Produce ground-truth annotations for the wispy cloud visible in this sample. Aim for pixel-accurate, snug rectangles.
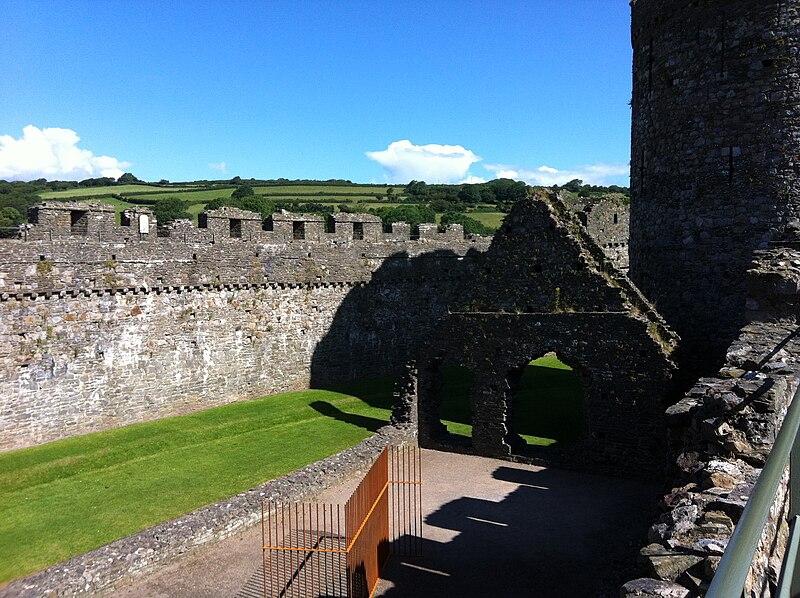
[366,140,481,184]
[484,162,629,187]
[208,161,227,174]
[0,125,130,181]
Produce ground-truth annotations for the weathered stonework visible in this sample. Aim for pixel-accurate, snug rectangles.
[0,208,489,451]
[623,247,800,596]
[564,193,630,271]
[393,190,677,476]
[629,0,800,371]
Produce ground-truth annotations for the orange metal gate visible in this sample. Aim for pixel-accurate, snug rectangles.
[261,445,422,598]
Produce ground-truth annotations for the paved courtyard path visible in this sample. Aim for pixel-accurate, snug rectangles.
[110,449,659,598]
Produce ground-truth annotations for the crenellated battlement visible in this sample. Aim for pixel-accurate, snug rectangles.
[0,203,489,297]
[19,202,472,245]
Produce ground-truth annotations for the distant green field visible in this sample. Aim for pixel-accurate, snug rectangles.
[58,191,502,231]
[129,188,233,202]
[186,202,209,218]
[39,185,192,199]
[77,197,136,210]
[255,185,396,195]
[468,212,506,229]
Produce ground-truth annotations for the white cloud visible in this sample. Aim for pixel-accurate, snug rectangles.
[366,140,481,184]
[460,175,486,184]
[0,125,130,181]
[484,162,629,187]
[208,161,228,174]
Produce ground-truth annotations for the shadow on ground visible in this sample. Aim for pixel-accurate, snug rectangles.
[375,463,659,598]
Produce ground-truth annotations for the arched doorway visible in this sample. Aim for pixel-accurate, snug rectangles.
[437,364,475,448]
[414,357,476,451]
[506,352,586,456]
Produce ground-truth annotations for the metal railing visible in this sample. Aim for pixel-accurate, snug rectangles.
[706,385,800,597]
[261,445,422,597]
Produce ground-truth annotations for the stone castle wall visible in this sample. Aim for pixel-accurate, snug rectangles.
[0,210,489,452]
[623,248,800,597]
[629,0,800,370]
[566,193,630,271]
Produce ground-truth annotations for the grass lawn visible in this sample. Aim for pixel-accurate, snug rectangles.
[0,358,581,583]
[0,378,394,584]
[438,355,584,447]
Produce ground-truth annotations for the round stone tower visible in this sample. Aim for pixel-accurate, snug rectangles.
[629,0,800,370]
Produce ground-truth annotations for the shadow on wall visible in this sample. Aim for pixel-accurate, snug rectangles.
[374,464,660,598]
[308,248,484,389]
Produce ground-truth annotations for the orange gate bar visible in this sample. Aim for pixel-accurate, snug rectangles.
[261,445,422,598]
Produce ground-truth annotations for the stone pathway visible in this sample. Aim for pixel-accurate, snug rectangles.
[110,449,659,597]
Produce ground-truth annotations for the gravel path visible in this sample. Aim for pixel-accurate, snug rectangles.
[111,449,658,597]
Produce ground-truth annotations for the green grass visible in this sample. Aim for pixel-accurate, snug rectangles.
[438,355,584,447]
[513,355,585,445]
[254,185,396,195]
[467,211,506,230]
[130,188,234,202]
[0,358,582,583]
[0,378,394,584]
[39,185,193,199]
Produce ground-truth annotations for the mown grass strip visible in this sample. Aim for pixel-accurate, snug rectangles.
[0,379,393,584]
[0,359,580,584]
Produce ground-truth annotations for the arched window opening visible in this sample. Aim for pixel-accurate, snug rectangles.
[507,352,585,454]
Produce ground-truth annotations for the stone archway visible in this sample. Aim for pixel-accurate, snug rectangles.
[393,193,678,477]
[504,352,587,455]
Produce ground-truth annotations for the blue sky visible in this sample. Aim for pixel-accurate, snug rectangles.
[0,0,633,186]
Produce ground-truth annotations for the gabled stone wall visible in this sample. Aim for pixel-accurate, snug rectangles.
[393,190,677,476]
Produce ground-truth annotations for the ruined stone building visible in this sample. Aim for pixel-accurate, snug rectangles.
[4,0,800,595]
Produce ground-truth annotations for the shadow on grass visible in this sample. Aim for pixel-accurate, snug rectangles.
[312,360,583,448]
[309,401,388,433]
[436,361,584,449]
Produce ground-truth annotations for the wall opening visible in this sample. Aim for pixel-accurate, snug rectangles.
[431,364,475,449]
[229,218,242,238]
[353,222,364,240]
[70,210,89,236]
[293,221,305,240]
[506,352,585,454]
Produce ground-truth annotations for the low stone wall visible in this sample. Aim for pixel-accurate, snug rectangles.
[622,248,800,597]
[0,425,414,598]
